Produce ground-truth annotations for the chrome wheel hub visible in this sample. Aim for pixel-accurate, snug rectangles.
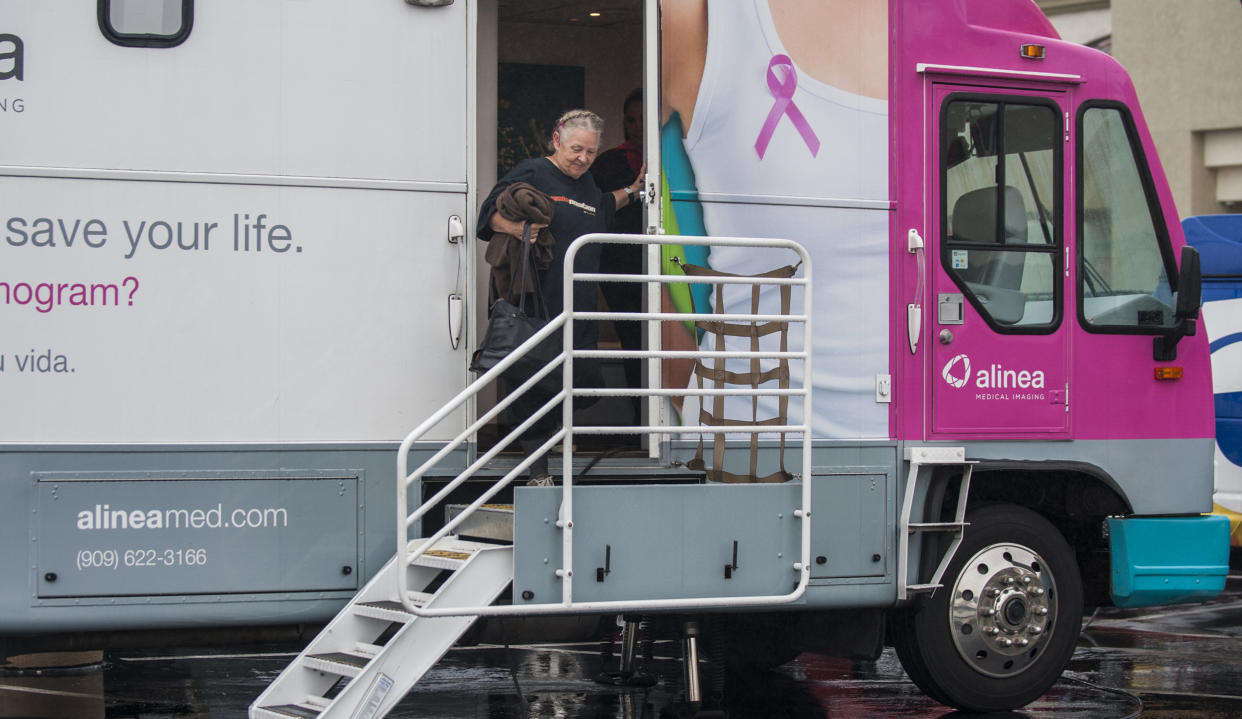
[948,543,1056,678]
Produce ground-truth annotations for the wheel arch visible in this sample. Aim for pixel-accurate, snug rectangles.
[961,461,1130,608]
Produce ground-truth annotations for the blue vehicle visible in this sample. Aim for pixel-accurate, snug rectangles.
[1185,214,1242,546]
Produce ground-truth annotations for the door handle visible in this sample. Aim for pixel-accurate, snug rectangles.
[907,229,925,355]
[447,294,463,349]
[907,304,922,354]
[447,215,465,349]
[939,329,954,344]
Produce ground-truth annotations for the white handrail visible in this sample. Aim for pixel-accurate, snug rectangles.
[396,234,814,616]
[575,272,807,285]
[396,319,566,587]
[574,311,809,322]
[572,349,808,359]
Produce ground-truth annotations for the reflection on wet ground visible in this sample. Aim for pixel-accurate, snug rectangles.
[3,576,1240,718]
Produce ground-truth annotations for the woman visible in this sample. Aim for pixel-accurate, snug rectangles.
[477,109,644,484]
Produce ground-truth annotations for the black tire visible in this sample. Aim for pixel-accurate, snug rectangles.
[891,504,1083,712]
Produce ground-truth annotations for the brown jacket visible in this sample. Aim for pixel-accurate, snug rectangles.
[485,182,557,306]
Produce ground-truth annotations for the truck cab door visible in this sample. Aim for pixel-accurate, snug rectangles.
[929,85,1070,438]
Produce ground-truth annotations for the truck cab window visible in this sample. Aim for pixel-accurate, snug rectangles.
[1078,104,1177,332]
[941,98,1061,331]
[99,0,192,47]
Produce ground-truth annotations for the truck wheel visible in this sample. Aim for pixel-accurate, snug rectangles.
[890,504,1083,712]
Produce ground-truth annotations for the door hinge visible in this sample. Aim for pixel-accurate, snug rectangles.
[1052,383,1069,410]
[1051,383,1069,411]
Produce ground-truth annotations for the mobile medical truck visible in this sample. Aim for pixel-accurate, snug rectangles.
[0,1,1229,716]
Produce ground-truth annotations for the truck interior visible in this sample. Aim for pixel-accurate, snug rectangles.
[476,0,648,459]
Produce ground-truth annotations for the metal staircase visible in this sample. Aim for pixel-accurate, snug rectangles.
[250,534,513,719]
[251,233,815,719]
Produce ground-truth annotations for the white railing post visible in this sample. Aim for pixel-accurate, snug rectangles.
[561,243,577,607]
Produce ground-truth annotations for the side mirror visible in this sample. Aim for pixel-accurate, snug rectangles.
[1154,246,1202,361]
[1175,246,1202,320]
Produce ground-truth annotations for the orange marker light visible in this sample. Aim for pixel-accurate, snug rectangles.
[1020,44,1046,60]
[1154,366,1184,381]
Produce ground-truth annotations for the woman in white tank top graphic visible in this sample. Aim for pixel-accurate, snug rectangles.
[661,0,891,440]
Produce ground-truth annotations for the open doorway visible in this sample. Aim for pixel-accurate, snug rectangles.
[475,0,647,457]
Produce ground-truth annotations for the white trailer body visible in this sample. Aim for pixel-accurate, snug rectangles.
[1,0,477,635]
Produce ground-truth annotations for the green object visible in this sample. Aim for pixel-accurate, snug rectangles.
[660,171,695,324]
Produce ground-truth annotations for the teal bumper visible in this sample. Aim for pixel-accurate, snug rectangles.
[1108,515,1230,609]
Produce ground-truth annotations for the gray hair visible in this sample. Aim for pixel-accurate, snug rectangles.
[554,109,604,138]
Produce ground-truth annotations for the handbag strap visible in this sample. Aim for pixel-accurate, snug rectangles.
[517,223,551,319]
[516,223,532,314]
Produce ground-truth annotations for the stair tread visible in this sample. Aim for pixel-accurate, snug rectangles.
[358,599,412,612]
[257,705,321,719]
[448,502,514,512]
[308,651,371,669]
[407,537,504,553]
[408,541,490,569]
[908,522,964,531]
[423,548,474,561]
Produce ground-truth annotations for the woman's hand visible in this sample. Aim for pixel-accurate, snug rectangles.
[614,164,647,209]
[629,164,646,201]
[489,213,546,241]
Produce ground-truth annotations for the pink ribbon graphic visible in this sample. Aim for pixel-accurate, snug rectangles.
[755,54,820,160]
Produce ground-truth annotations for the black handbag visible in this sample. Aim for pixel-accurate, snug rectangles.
[470,228,561,382]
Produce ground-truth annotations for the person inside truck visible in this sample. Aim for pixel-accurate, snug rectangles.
[478,109,644,484]
[590,89,646,420]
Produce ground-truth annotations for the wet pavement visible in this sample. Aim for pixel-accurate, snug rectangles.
[4,575,1240,718]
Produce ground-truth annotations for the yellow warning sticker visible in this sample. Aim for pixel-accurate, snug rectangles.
[426,549,472,561]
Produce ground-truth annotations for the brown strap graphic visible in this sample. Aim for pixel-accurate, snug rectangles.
[679,261,799,484]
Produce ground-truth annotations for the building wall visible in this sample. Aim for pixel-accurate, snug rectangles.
[1112,1,1242,216]
[1038,0,1111,47]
